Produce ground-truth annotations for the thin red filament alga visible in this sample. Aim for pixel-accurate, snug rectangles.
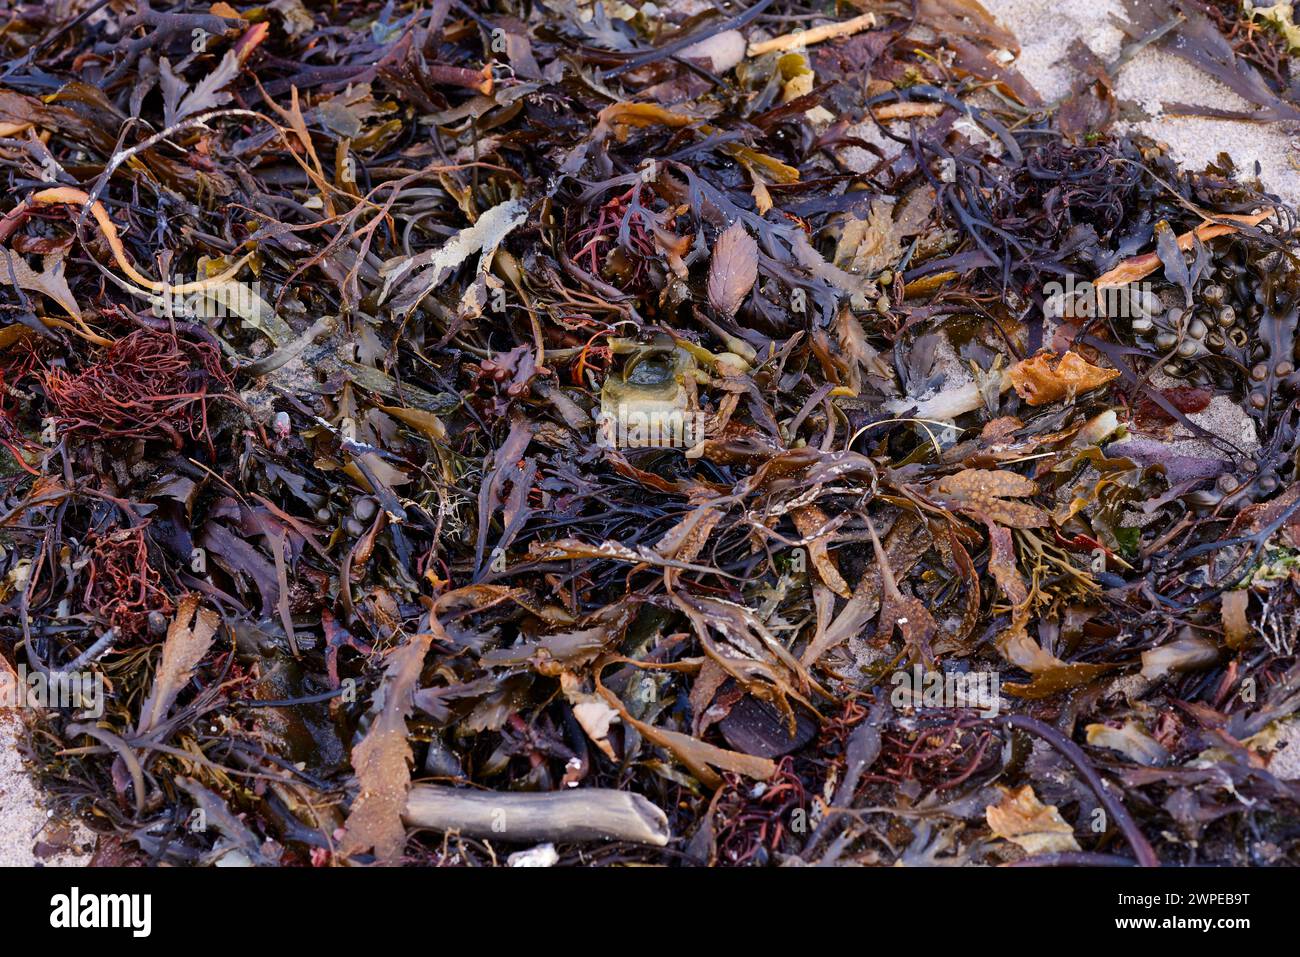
[0,342,40,473]
[42,328,230,450]
[83,522,174,641]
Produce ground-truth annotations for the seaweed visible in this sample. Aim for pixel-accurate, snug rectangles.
[0,0,1299,871]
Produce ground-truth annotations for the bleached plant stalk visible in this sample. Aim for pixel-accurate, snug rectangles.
[404,785,670,846]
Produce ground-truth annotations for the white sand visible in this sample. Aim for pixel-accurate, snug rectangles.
[1263,720,1300,780]
[986,0,1300,206]
[0,713,92,866]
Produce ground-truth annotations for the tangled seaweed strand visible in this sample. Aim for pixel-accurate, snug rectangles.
[6,0,1300,872]
[83,523,175,642]
[42,328,229,451]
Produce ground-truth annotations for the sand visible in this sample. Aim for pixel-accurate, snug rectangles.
[0,713,92,866]
[986,0,1300,206]
[1263,720,1300,779]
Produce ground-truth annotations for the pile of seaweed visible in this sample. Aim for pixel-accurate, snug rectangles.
[2,0,1300,867]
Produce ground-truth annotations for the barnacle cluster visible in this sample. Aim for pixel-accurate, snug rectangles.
[1126,229,1300,511]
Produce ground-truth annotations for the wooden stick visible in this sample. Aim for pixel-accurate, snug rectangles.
[404,784,671,846]
[747,13,876,58]
[873,102,945,121]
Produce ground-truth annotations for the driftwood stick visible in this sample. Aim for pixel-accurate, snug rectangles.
[747,13,876,58]
[404,784,671,846]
